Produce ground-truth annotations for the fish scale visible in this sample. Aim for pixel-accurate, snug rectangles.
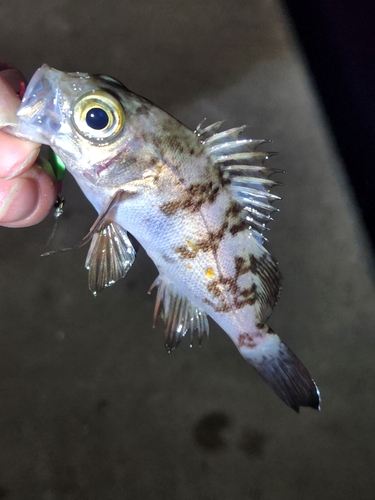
[1,64,320,412]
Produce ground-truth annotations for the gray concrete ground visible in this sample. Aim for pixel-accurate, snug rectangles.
[0,0,374,498]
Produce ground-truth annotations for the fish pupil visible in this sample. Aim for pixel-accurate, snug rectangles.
[86,107,109,130]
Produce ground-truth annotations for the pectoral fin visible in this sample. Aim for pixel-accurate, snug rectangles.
[149,276,209,352]
[85,221,135,295]
[41,189,136,294]
[42,189,134,256]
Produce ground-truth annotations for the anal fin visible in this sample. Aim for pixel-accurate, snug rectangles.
[236,326,320,412]
[149,276,209,351]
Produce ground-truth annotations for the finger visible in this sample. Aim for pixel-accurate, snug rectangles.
[0,66,58,227]
[0,74,41,178]
[0,62,26,95]
[0,160,57,228]
[0,73,24,128]
[0,129,40,179]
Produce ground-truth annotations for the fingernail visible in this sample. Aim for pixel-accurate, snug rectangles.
[0,177,39,223]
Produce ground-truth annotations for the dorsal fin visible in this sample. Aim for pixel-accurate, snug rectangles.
[194,119,225,139]
[195,121,283,245]
[149,276,209,352]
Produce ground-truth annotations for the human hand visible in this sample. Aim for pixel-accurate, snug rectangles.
[0,63,57,227]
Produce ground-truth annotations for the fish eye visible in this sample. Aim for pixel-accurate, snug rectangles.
[86,108,109,130]
[72,90,125,141]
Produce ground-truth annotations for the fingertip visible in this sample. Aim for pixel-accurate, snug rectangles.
[0,66,57,228]
[0,131,40,179]
[0,64,26,95]
[0,74,23,130]
[0,162,58,228]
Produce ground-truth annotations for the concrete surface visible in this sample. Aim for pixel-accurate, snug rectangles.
[0,0,374,499]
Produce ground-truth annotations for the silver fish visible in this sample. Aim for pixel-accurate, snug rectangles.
[7,65,320,411]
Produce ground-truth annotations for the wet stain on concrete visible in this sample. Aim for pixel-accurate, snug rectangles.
[239,429,267,458]
[194,411,230,451]
[96,398,109,413]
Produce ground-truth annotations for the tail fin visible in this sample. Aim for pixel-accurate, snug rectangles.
[237,327,320,412]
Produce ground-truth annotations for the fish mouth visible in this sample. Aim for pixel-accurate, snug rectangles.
[14,64,66,145]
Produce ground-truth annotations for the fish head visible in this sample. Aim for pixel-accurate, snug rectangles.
[14,64,162,188]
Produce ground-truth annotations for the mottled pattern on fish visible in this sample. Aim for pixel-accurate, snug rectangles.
[6,65,320,412]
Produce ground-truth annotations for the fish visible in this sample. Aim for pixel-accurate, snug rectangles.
[3,64,320,412]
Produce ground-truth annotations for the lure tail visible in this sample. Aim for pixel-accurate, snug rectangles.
[235,325,320,412]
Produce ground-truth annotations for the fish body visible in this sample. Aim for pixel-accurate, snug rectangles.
[6,65,320,411]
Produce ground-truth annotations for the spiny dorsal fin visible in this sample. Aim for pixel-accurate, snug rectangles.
[194,119,225,139]
[85,221,136,295]
[149,276,209,352]
[195,121,283,245]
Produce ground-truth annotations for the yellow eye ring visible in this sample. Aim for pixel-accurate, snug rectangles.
[72,90,125,141]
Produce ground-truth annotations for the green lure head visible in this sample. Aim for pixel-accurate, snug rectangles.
[48,148,66,181]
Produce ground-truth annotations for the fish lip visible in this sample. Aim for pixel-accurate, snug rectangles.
[15,64,65,145]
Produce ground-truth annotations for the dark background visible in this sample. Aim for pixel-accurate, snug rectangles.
[285,0,375,249]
